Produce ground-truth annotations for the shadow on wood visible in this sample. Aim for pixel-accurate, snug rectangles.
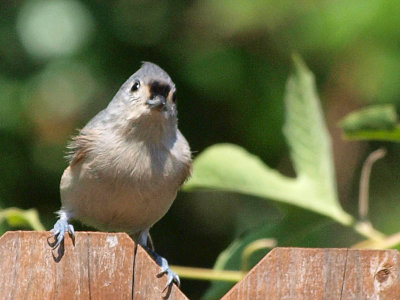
[222,247,400,300]
[0,231,187,300]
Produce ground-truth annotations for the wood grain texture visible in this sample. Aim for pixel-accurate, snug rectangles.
[133,246,188,300]
[222,247,400,300]
[0,231,188,300]
[0,231,135,299]
[3,233,399,300]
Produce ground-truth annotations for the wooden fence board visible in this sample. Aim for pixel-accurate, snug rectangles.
[0,231,186,300]
[2,232,400,299]
[222,247,400,300]
[133,246,188,300]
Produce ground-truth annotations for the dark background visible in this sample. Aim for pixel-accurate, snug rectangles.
[1,1,400,298]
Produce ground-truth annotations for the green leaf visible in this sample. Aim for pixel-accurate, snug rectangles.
[339,104,397,132]
[339,104,400,142]
[185,55,357,298]
[0,207,45,231]
[341,126,400,142]
[184,56,352,225]
[282,55,350,224]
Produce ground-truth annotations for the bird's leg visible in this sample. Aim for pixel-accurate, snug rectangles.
[136,229,180,290]
[48,210,75,249]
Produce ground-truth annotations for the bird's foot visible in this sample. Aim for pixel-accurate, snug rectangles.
[146,249,180,291]
[48,218,75,249]
[156,255,181,290]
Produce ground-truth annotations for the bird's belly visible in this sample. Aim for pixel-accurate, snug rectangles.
[60,163,178,233]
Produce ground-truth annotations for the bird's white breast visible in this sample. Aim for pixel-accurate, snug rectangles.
[60,130,191,233]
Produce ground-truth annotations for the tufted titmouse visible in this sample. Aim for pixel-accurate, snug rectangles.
[49,62,192,287]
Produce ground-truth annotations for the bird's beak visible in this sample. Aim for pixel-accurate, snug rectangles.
[147,95,166,109]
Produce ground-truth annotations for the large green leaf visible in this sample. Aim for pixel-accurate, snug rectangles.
[184,56,357,299]
[184,56,352,226]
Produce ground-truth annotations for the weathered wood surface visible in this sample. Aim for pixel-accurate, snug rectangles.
[2,232,400,300]
[222,247,400,300]
[0,231,186,300]
[134,246,188,300]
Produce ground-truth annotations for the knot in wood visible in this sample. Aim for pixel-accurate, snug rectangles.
[375,268,391,283]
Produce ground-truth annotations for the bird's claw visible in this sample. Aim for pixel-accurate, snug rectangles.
[156,256,180,291]
[68,224,75,245]
[48,218,75,249]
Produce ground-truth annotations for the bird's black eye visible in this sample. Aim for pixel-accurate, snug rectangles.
[172,91,177,103]
[131,80,140,92]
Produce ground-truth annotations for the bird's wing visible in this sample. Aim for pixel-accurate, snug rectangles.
[65,129,101,166]
[65,109,108,166]
[176,129,193,186]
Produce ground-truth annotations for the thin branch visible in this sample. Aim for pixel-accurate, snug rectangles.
[359,148,386,222]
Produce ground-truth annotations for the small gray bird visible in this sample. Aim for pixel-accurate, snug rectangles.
[50,62,192,287]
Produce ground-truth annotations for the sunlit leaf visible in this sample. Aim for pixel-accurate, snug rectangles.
[184,56,352,225]
[282,55,350,224]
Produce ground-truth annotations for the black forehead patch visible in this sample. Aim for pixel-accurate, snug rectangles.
[150,80,171,98]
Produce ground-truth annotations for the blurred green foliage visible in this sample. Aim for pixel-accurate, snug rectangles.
[0,207,44,232]
[1,0,400,299]
[340,104,400,142]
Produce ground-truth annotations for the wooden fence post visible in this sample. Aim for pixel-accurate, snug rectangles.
[0,231,188,300]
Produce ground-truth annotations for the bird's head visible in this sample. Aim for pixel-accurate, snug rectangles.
[113,62,178,123]
[106,62,180,141]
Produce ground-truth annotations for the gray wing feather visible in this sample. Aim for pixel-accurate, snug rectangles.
[66,109,109,165]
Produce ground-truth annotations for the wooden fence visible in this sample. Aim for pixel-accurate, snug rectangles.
[0,231,399,299]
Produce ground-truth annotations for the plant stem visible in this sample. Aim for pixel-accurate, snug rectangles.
[353,221,385,241]
[241,238,276,272]
[170,265,244,282]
